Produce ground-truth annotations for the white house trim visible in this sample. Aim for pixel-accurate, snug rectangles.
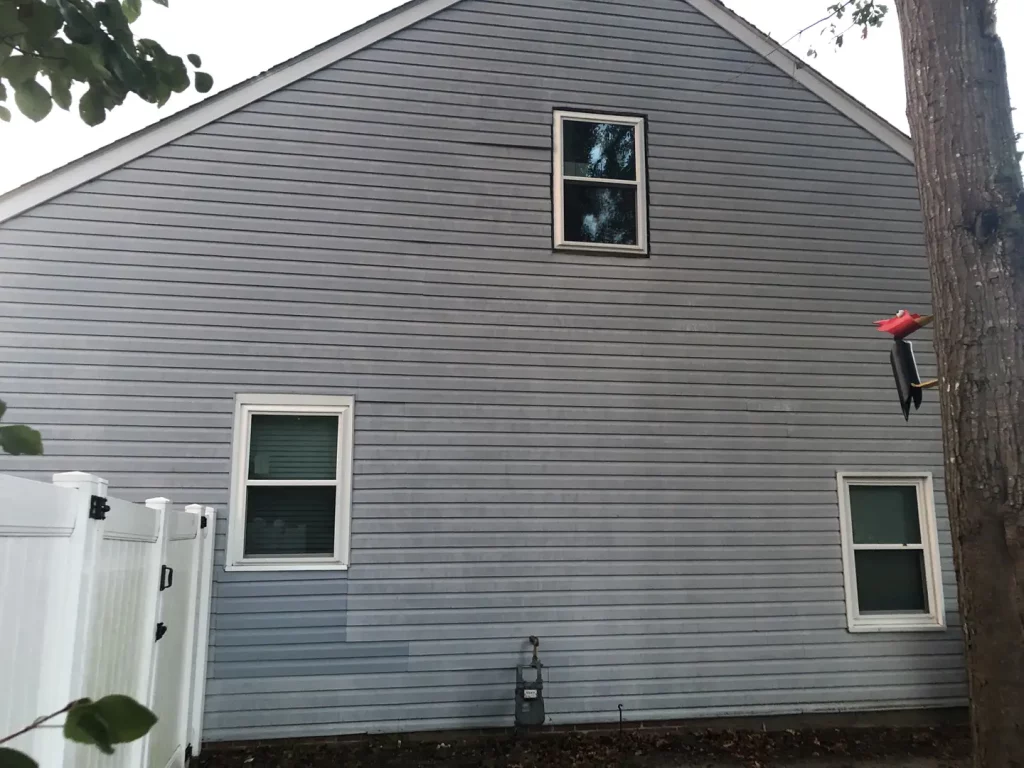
[685,0,915,163]
[0,0,915,224]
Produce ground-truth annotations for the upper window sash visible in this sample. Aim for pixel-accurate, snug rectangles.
[836,472,946,633]
[553,110,648,255]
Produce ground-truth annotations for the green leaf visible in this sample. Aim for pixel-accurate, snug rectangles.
[193,71,212,94]
[0,42,12,66]
[0,54,41,84]
[0,747,39,768]
[137,38,166,57]
[23,1,65,49]
[110,49,145,92]
[151,0,168,6]
[186,53,201,68]
[0,399,6,420]
[122,0,141,23]
[63,701,114,755]
[162,55,188,92]
[13,80,52,122]
[65,44,110,80]
[0,105,9,122]
[91,696,158,743]
[50,76,72,110]
[0,424,44,455]
[79,86,106,125]
[62,6,96,46]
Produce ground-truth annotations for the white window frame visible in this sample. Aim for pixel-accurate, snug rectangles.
[226,394,355,572]
[552,110,648,255]
[836,471,945,632]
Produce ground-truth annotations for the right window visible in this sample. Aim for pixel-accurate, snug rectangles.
[552,110,648,254]
[837,472,945,632]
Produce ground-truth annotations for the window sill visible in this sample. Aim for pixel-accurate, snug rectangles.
[225,558,349,573]
[847,615,946,633]
[554,242,648,257]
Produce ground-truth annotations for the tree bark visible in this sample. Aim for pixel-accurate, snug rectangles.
[894,1,1024,765]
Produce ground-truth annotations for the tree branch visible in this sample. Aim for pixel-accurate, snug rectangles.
[0,701,82,746]
[724,0,856,84]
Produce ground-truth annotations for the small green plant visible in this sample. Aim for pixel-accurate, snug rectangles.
[0,696,158,767]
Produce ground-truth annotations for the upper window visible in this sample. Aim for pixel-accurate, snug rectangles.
[553,110,647,254]
[837,472,945,632]
[226,394,354,571]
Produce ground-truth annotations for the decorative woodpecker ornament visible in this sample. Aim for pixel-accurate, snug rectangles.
[874,310,938,421]
[874,309,934,339]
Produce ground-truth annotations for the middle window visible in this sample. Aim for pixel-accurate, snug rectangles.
[553,110,648,254]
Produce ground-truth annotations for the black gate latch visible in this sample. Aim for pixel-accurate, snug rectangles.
[159,565,174,591]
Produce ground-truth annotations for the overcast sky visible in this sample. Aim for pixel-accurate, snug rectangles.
[1,0,1021,194]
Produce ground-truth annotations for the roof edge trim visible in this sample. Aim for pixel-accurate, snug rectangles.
[0,0,462,223]
[685,0,915,164]
[0,0,916,223]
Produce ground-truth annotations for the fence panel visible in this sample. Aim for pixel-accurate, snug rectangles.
[145,502,202,768]
[188,507,217,756]
[0,472,215,768]
[0,473,96,766]
[70,493,164,768]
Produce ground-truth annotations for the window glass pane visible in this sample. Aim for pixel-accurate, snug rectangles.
[854,549,928,613]
[248,415,338,480]
[563,182,637,245]
[562,120,636,180]
[849,484,921,544]
[244,486,336,556]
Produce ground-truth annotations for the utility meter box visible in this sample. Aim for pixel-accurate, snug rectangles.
[515,662,545,727]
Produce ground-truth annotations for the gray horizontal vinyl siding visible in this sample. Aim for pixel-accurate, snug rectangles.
[0,0,965,742]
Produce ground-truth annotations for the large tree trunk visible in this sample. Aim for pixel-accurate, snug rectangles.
[894,0,1024,765]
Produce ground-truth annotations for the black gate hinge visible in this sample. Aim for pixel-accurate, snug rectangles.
[155,622,168,642]
[89,495,110,520]
[184,744,193,764]
[200,516,208,529]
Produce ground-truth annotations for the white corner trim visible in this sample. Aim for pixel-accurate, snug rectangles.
[684,0,915,164]
[0,0,463,225]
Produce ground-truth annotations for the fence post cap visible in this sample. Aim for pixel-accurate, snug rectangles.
[145,496,172,511]
[52,471,109,496]
[184,504,204,514]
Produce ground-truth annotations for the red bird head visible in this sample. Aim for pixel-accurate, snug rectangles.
[874,309,934,339]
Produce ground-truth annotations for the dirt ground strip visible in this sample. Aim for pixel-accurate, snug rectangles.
[197,725,970,768]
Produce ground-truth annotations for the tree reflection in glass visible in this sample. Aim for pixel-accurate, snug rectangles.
[561,120,639,245]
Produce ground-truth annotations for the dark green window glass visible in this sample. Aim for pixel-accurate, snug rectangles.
[248,415,338,480]
[244,414,340,558]
[244,486,336,557]
[850,484,921,544]
[854,550,928,613]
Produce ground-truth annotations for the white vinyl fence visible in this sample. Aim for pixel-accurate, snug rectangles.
[0,472,216,768]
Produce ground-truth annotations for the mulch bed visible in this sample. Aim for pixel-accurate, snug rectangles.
[198,725,970,768]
